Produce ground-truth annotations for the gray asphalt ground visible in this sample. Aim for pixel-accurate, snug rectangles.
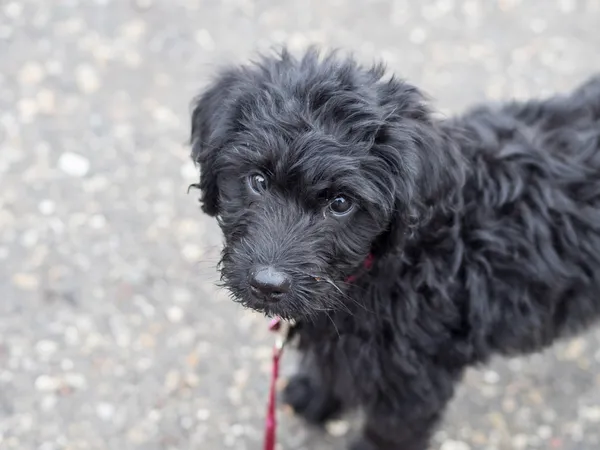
[2,1,600,449]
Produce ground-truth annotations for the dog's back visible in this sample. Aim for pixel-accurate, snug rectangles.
[441,75,600,355]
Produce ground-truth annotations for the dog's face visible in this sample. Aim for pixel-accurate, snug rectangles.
[190,50,436,319]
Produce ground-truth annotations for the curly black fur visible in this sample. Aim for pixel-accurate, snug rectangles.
[190,49,600,449]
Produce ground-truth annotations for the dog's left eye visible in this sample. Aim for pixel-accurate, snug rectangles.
[248,173,268,194]
[328,196,354,216]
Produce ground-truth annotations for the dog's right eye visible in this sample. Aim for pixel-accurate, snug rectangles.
[247,173,268,194]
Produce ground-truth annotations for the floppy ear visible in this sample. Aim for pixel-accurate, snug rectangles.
[371,76,464,253]
[190,70,242,216]
[370,77,443,251]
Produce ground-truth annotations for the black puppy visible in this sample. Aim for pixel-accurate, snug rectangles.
[190,49,600,449]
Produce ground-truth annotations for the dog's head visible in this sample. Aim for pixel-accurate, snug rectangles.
[190,49,445,319]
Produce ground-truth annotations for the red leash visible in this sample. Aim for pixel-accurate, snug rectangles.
[263,254,375,450]
[264,317,285,450]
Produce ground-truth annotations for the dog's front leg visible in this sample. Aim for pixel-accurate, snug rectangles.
[350,365,460,450]
[281,354,345,425]
[350,409,442,450]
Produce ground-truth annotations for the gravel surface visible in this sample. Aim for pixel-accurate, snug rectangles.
[2,1,600,449]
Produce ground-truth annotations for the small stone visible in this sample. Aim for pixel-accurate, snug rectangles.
[409,27,427,44]
[181,162,198,179]
[152,106,178,125]
[127,426,148,444]
[148,409,161,422]
[18,98,38,122]
[21,229,39,247]
[558,0,576,13]
[195,29,215,51]
[180,416,194,430]
[46,60,63,75]
[530,18,547,34]
[40,395,57,412]
[4,2,23,19]
[96,402,115,421]
[64,327,80,345]
[63,372,87,390]
[89,214,107,229]
[35,340,58,356]
[181,244,202,262]
[164,370,181,392]
[19,62,45,85]
[512,433,528,449]
[196,409,211,421]
[136,358,153,372]
[120,19,146,40]
[58,152,90,177]
[538,425,552,439]
[230,423,245,437]
[483,370,500,384]
[580,406,600,422]
[60,359,74,371]
[39,200,56,215]
[440,440,471,450]
[35,375,61,392]
[123,51,142,67]
[12,273,39,290]
[326,419,350,437]
[132,0,153,10]
[185,372,199,387]
[75,64,101,94]
[173,287,192,304]
[167,306,184,323]
[563,338,586,360]
[138,333,155,348]
[37,89,56,114]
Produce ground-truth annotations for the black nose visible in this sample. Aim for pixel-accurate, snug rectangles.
[249,266,291,300]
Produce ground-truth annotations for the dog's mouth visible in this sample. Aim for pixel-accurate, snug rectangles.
[217,247,364,319]
[219,272,343,320]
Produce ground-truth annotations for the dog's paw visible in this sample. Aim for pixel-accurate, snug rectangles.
[348,437,378,450]
[281,375,342,425]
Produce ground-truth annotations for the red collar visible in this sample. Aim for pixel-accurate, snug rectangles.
[263,253,375,450]
[345,252,375,283]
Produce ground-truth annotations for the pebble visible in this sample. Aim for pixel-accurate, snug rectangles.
[63,372,87,390]
[96,402,115,421]
[19,62,45,85]
[181,243,202,262]
[409,27,427,44]
[195,29,216,51]
[18,98,38,122]
[180,162,198,179]
[74,64,101,94]
[167,306,184,323]
[38,200,56,215]
[483,370,500,384]
[196,409,211,421]
[58,152,90,177]
[440,440,471,450]
[88,214,107,229]
[326,419,350,437]
[12,273,39,290]
[35,375,61,392]
[36,89,56,114]
[35,340,59,356]
[40,395,58,412]
[580,406,600,423]
[164,370,181,392]
[120,19,146,40]
[4,2,23,19]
